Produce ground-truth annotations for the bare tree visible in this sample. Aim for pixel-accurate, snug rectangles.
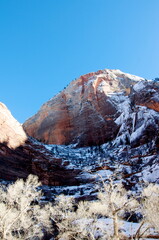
[89,177,139,240]
[0,175,52,240]
[50,177,139,240]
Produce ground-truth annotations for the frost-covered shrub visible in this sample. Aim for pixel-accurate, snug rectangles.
[0,174,159,240]
[0,175,52,240]
[142,183,159,231]
[50,195,107,240]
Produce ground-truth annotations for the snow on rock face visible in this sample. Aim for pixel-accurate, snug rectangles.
[114,102,159,147]
[23,69,159,147]
[132,80,159,112]
[133,81,146,92]
[0,102,27,148]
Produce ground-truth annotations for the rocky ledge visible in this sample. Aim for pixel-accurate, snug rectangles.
[0,103,80,185]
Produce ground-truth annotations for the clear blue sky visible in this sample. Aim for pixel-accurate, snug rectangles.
[0,0,159,123]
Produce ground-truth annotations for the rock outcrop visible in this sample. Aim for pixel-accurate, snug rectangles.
[0,103,80,185]
[0,103,27,149]
[24,69,159,147]
[0,138,80,185]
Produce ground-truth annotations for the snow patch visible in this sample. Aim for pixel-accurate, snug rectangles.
[133,81,145,91]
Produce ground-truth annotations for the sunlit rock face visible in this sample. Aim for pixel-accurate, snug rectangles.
[0,103,27,148]
[24,69,154,147]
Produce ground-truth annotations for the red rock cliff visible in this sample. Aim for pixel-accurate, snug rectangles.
[23,69,146,147]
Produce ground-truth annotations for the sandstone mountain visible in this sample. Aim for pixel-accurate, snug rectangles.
[0,103,80,185]
[1,68,159,191]
[23,69,159,147]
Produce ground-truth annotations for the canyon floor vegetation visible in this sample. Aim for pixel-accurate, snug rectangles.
[0,175,158,240]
